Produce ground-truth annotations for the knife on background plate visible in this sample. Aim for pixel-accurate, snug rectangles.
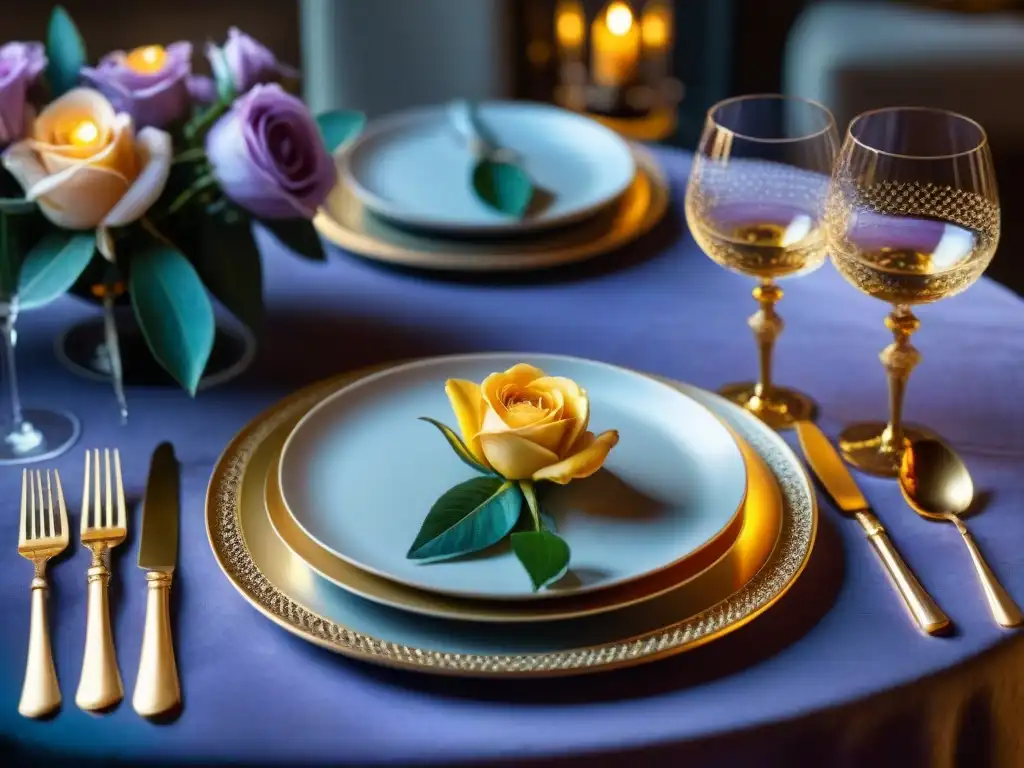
[133,442,181,716]
[794,422,951,636]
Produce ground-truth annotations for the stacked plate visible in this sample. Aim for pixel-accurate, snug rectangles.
[207,353,818,678]
[312,102,670,272]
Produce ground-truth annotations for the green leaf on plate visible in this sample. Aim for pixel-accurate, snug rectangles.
[418,417,491,475]
[129,243,215,395]
[18,231,95,310]
[471,159,534,218]
[47,6,87,97]
[407,477,522,561]
[194,208,263,332]
[511,530,571,591]
[317,110,366,153]
[259,217,326,261]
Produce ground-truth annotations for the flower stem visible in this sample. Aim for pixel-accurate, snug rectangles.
[167,174,217,216]
[172,147,208,165]
[520,481,541,531]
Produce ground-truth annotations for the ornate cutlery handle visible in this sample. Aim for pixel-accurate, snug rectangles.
[76,557,123,711]
[856,511,951,636]
[133,572,180,716]
[19,573,61,718]
[955,524,1023,628]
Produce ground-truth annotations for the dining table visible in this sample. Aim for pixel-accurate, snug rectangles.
[1,146,1022,767]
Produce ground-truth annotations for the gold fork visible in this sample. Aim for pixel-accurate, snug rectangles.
[17,469,69,718]
[75,448,126,711]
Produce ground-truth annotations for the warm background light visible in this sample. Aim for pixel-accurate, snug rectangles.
[69,120,99,146]
[606,2,634,36]
[124,44,167,74]
[556,9,585,49]
[641,13,669,49]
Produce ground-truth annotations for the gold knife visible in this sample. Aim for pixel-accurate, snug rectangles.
[795,422,951,636]
[132,443,181,716]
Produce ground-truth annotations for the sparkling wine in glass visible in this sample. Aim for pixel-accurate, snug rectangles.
[686,94,839,429]
[825,107,999,476]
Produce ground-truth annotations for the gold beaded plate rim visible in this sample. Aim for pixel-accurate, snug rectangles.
[205,362,817,678]
[312,145,669,272]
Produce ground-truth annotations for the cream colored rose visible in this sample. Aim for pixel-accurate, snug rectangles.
[1,88,171,248]
[446,363,619,483]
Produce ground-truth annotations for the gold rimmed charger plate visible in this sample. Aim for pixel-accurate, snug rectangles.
[312,145,668,272]
[207,364,817,677]
[265,432,759,622]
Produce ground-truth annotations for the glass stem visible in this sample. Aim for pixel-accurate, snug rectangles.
[0,298,23,429]
[101,293,128,425]
[749,280,784,400]
[880,306,921,454]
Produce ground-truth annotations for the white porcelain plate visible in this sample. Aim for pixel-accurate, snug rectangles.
[341,102,636,236]
[278,354,748,601]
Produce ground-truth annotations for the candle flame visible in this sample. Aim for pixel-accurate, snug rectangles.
[642,14,669,48]
[606,2,634,37]
[125,44,167,74]
[556,9,585,48]
[69,120,99,146]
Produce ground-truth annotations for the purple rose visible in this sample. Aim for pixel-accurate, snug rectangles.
[212,28,298,94]
[82,42,193,128]
[0,42,46,145]
[206,84,336,219]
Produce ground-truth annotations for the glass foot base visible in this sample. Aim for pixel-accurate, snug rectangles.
[0,409,81,465]
[56,312,255,391]
[838,421,935,478]
[718,382,816,431]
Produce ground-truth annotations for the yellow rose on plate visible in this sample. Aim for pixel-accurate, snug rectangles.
[446,363,619,483]
[1,88,171,256]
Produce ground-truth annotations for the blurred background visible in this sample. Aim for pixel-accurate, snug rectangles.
[4,0,1024,293]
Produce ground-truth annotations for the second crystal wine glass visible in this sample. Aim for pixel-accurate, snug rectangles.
[686,94,839,429]
[825,107,999,476]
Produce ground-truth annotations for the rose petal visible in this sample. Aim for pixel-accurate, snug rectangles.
[479,432,560,481]
[532,430,619,485]
[480,408,572,454]
[29,162,128,230]
[101,127,171,227]
[444,379,489,467]
[33,88,117,145]
[531,376,590,455]
[2,139,50,194]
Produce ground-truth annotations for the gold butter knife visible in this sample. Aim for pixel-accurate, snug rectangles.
[795,421,951,636]
[132,443,180,716]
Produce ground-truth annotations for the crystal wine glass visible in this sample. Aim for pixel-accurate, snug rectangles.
[824,107,999,476]
[686,94,839,429]
[0,297,80,464]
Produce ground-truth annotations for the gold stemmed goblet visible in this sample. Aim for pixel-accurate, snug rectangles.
[824,107,999,477]
[686,94,839,430]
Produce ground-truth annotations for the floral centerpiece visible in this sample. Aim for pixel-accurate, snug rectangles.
[0,6,363,410]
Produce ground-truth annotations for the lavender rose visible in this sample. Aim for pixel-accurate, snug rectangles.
[0,42,46,145]
[205,84,336,219]
[82,42,193,128]
[212,27,298,94]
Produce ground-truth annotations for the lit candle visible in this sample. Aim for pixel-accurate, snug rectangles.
[555,0,585,58]
[641,0,672,81]
[641,2,671,52]
[591,2,640,88]
[69,120,100,146]
[124,45,167,74]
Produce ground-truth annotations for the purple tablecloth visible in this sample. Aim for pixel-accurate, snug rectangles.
[3,147,1023,767]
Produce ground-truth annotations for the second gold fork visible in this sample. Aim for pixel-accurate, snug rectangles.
[76,448,127,712]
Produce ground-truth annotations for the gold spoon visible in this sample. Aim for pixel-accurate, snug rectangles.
[899,439,1022,628]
